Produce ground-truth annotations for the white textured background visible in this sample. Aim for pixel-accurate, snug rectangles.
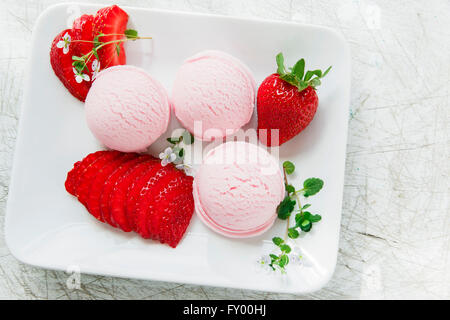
[0,0,449,299]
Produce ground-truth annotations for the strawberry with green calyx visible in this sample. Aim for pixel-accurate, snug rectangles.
[257,53,331,146]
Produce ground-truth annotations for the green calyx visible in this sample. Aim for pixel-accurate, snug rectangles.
[276,52,332,92]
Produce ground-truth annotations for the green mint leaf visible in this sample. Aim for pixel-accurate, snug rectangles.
[280,244,291,253]
[303,178,324,197]
[272,237,284,246]
[115,43,121,57]
[291,58,305,80]
[269,254,278,260]
[182,130,194,145]
[279,254,289,268]
[295,213,304,226]
[285,184,295,194]
[277,196,296,220]
[124,29,138,39]
[276,52,286,75]
[299,219,312,232]
[283,161,295,174]
[303,211,321,223]
[302,204,311,210]
[288,227,300,239]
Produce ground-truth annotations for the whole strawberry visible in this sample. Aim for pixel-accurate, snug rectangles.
[257,53,331,146]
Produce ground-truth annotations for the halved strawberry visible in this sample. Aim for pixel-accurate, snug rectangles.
[100,155,150,227]
[86,153,138,221]
[50,29,92,102]
[71,14,94,57]
[109,158,159,232]
[93,5,128,69]
[65,150,106,195]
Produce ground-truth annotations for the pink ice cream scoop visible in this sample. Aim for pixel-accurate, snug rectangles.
[172,50,256,141]
[194,141,284,238]
[85,65,170,152]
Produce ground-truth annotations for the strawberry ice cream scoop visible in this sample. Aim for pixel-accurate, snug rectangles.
[193,141,284,238]
[172,50,256,141]
[85,65,170,152]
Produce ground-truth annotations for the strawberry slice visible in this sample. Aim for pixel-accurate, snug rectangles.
[93,5,128,69]
[158,184,194,248]
[86,153,137,221]
[50,29,92,102]
[65,150,106,195]
[132,165,182,238]
[100,155,150,227]
[109,158,159,232]
[146,174,186,241]
[75,151,121,207]
[65,160,82,196]
[147,175,194,247]
[125,163,166,232]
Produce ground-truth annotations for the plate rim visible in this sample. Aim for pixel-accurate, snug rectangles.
[5,2,351,294]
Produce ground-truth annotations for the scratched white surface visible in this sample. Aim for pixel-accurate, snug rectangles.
[0,0,449,300]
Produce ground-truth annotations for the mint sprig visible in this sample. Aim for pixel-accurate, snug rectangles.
[269,237,291,273]
[276,52,331,92]
[71,29,151,74]
[269,160,324,273]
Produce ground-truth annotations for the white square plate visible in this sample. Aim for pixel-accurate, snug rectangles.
[5,3,350,294]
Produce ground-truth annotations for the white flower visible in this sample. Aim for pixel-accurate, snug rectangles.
[91,59,101,80]
[159,147,177,166]
[73,67,90,83]
[56,32,71,54]
[289,246,307,266]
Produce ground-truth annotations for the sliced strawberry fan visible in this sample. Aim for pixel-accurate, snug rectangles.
[65,151,195,248]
